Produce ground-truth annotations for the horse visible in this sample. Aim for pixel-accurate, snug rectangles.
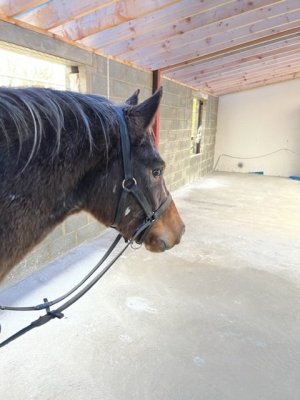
[0,86,185,282]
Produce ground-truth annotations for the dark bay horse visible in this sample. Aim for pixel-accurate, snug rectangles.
[0,86,184,282]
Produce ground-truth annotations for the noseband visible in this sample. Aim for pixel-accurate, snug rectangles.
[111,108,172,244]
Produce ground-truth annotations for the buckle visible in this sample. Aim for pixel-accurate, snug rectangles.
[122,177,137,191]
[146,213,156,224]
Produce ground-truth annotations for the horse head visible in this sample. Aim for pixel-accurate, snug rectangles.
[82,88,185,252]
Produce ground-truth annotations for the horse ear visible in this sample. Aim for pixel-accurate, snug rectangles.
[129,87,163,129]
[125,89,140,105]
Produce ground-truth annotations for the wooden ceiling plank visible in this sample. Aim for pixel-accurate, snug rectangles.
[212,72,300,95]
[19,0,115,30]
[163,30,300,72]
[208,65,300,85]
[196,68,300,90]
[118,0,289,59]
[166,35,300,78]
[201,63,300,91]
[79,0,219,48]
[181,48,300,82]
[139,20,300,70]
[52,0,180,42]
[132,8,300,68]
[187,55,300,85]
[184,62,300,89]
[0,0,46,17]
[169,49,300,82]
[208,71,300,95]
[100,0,281,57]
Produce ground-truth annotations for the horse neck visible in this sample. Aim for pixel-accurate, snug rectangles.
[0,117,116,281]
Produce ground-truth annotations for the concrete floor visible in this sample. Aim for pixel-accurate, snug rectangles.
[0,172,300,400]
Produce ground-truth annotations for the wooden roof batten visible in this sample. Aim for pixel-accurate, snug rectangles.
[0,0,300,96]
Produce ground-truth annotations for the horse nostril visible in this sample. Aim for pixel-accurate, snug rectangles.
[160,240,167,251]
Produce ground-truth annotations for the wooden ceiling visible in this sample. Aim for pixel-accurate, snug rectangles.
[1,0,300,96]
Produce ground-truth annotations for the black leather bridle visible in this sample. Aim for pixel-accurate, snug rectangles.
[111,107,172,244]
[0,107,172,348]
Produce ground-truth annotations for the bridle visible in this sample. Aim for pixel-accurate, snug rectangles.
[111,107,172,243]
[0,107,172,348]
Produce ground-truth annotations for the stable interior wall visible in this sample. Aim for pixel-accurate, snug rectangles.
[215,79,300,177]
[159,82,218,190]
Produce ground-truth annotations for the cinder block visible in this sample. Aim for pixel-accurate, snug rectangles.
[93,54,107,75]
[90,73,107,96]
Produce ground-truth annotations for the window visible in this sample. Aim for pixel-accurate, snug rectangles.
[0,46,68,89]
[191,98,204,155]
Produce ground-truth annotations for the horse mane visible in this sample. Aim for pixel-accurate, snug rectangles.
[0,87,117,166]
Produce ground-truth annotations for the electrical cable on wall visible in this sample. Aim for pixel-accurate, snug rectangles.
[213,148,300,171]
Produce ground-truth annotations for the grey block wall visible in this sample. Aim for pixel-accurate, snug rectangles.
[160,79,219,190]
[1,23,218,287]
[189,95,219,182]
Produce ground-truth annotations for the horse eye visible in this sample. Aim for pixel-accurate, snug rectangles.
[152,168,162,177]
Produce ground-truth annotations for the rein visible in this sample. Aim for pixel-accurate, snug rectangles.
[0,107,172,349]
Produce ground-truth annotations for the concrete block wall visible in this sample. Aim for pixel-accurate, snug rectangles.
[0,21,218,287]
[160,79,219,190]
[159,79,193,191]
[189,95,219,182]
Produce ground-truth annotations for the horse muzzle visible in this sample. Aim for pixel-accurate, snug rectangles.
[143,200,185,252]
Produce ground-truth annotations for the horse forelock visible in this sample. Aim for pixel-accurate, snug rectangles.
[0,87,118,168]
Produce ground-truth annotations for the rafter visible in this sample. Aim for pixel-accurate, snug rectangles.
[79,0,217,48]
[147,24,300,71]
[174,46,300,82]
[188,55,300,86]
[52,0,179,42]
[101,0,283,57]
[129,9,300,68]
[19,0,115,29]
[202,63,300,91]
[0,0,46,17]
[165,35,300,78]
[209,71,300,96]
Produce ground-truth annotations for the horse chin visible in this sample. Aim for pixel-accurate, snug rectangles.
[144,238,168,253]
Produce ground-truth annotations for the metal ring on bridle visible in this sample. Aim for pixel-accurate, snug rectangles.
[122,177,137,191]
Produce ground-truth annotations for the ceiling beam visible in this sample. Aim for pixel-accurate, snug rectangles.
[0,0,46,17]
[79,0,214,48]
[52,0,179,42]
[181,49,300,83]
[188,55,300,86]
[166,35,300,79]
[99,0,281,57]
[211,72,300,96]
[202,63,300,91]
[19,0,115,29]
[159,26,300,72]
[134,10,300,69]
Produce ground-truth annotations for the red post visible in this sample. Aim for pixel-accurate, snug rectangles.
[152,70,161,148]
